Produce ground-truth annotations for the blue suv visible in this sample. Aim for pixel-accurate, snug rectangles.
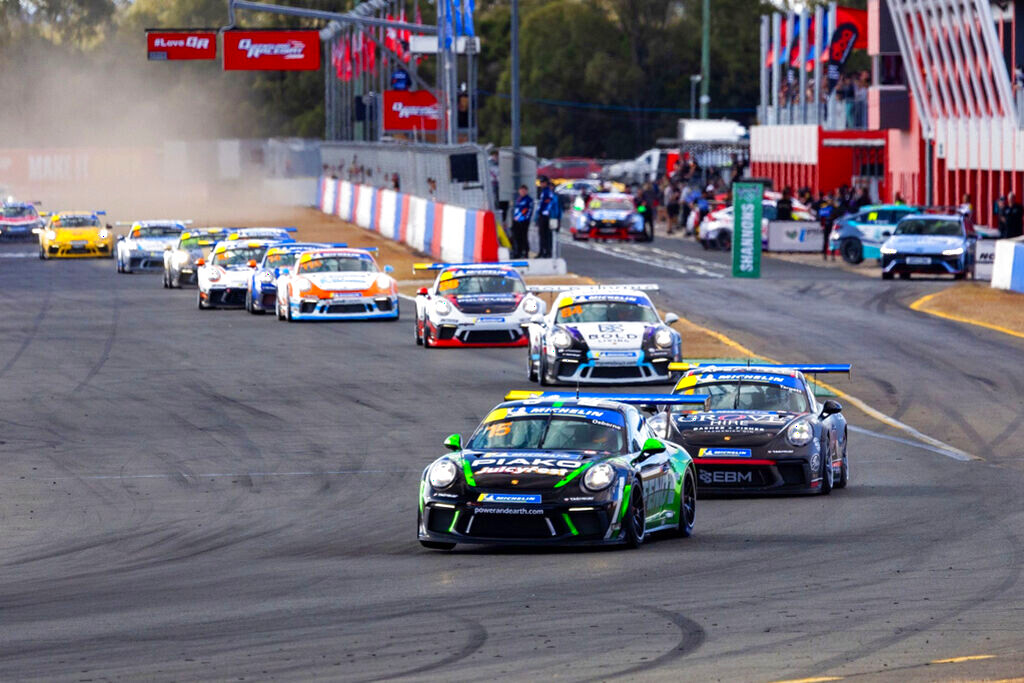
[879,214,975,280]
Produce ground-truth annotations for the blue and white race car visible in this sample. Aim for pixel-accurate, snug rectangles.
[224,226,297,243]
[115,220,188,273]
[569,193,648,242]
[526,285,681,385]
[413,261,546,348]
[246,242,347,314]
[197,239,276,310]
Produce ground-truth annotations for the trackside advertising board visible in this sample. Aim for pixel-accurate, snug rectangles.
[146,31,217,60]
[732,182,762,278]
[383,90,440,131]
[223,30,321,71]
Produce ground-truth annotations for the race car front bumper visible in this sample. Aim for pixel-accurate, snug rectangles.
[126,251,166,270]
[0,225,37,240]
[544,348,676,384]
[426,318,529,347]
[46,241,112,258]
[290,294,399,320]
[692,453,824,495]
[882,253,966,276]
[572,223,644,241]
[201,285,249,308]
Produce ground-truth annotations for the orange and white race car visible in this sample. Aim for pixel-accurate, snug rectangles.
[274,247,398,321]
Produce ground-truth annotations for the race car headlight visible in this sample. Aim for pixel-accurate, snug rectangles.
[942,247,964,256]
[428,458,459,489]
[207,268,221,282]
[654,328,673,348]
[787,420,813,447]
[880,246,897,255]
[258,271,275,283]
[45,230,56,240]
[173,252,190,266]
[295,277,313,292]
[582,463,615,492]
[99,229,108,239]
[375,274,392,289]
[522,297,540,314]
[550,328,573,349]
[433,297,452,315]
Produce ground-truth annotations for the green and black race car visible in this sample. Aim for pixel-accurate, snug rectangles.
[417,391,707,551]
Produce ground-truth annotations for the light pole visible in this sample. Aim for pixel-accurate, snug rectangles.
[511,0,521,197]
[700,0,710,118]
[689,74,702,119]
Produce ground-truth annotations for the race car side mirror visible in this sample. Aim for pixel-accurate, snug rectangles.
[640,437,666,455]
[443,434,462,451]
[417,287,429,296]
[196,258,205,266]
[530,314,545,326]
[248,260,258,268]
[821,400,843,417]
[881,231,892,238]
[664,312,679,324]
[384,265,394,274]
[276,267,290,277]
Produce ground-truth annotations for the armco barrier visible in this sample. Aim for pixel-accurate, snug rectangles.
[317,175,498,262]
[991,237,1024,293]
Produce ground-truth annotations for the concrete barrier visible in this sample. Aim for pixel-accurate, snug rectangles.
[316,175,499,262]
[991,237,1024,293]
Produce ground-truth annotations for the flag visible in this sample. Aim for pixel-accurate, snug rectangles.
[365,36,376,75]
[462,0,475,37]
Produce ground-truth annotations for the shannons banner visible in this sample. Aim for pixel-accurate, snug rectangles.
[732,182,763,278]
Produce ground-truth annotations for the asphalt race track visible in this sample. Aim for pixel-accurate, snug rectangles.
[1,236,1022,682]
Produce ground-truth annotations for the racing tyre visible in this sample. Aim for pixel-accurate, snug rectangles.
[420,540,456,551]
[714,232,731,251]
[38,245,46,260]
[277,300,286,321]
[835,432,849,489]
[840,238,864,265]
[676,470,696,538]
[881,271,894,280]
[162,270,169,288]
[197,291,208,310]
[538,355,550,386]
[421,323,432,348]
[415,317,423,345]
[527,348,538,382]
[623,478,646,548]
[819,444,834,495]
[286,302,295,322]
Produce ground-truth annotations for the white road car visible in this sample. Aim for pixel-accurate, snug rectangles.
[526,285,681,385]
[197,239,275,310]
[413,261,546,348]
[275,247,399,321]
[115,220,188,273]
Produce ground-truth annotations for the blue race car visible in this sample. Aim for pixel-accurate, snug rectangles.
[0,201,44,240]
[569,193,649,242]
[828,204,919,264]
[246,242,346,314]
[879,213,976,280]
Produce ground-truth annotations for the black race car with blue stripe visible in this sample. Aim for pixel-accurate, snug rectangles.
[651,363,851,495]
[418,392,707,551]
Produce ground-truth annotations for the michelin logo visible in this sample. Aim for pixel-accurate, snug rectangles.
[477,493,542,504]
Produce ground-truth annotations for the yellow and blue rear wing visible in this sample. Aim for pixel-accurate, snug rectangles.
[505,391,709,406]
[527,283,660,293]
[413,260,529,272]
[668,362,851,374]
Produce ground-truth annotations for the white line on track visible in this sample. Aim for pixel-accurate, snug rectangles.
[561,236,727,278]
[848,424,973,461]
[0,252,38,258]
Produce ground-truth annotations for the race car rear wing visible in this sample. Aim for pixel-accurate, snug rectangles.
[114,220,194,227]
[527,283,660,293]
[413,260,530,272]
[668,362,851,375]
[505,390,709,406]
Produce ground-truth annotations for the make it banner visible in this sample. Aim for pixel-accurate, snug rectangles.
[146,31,217,60]
[223,30,321,71]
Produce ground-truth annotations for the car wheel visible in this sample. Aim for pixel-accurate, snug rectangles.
[277,299,286,321]
[162,270,169,288]
[286,301,294,322]
[538,354,551,386]
[840,238,864,264]
[38,245,46,260]
[171,271,181,289]
[714,232,731,251]
[197,291,208,310]
[527,348,538,382]
[676,469,696,538]
[835,432,849,489]
[422,322,432,348]
[899,272,911,280]
[819,444,834,495]
[881,271,894,280]
[415,316,423,345]
[623,478,646,548]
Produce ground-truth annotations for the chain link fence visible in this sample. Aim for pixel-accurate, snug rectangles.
[321,141,492,211]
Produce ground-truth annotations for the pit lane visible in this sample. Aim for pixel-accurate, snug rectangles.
[0,235,1021,681]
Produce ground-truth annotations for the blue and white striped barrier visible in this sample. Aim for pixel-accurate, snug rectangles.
[991,237,1024,293]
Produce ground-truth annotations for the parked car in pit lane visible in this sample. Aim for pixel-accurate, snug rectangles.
[275,247,398,321]
[879,213,977,280]
[413,261,546,347]
[526,285,681,385]
[163,228,228,288]
[246,242,346,314]
[0,201,44,241]
[196,239,275,310]
[115,220,188,273]
[697,198,814,250]
[418,392,707,550]
[828,204,920,264]
[38,210,113,259]
[569,192,651,242]
[649,362,850,495]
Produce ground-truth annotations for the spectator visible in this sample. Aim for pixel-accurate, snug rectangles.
[894,192,906,205]
[535,176,558,258]
[995,196,1007,237]
[1003,192,1023,238]
[664,182,681,235]
[776,187,794,221]
[511,185,534,258]
[818,195,836,261]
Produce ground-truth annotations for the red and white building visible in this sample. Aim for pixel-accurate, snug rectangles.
[751,0,1024,230]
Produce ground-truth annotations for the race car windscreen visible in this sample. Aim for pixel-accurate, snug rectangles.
[894,219,962,236]
[438,275,525,295]
[180,235,217,251]
[680,380,809,413]
[558,301,659,323]
[134,226,181,238]
[2,206,36,218]
[468,415,625,454]
[298,256,375,273]
[262,252,294,268]
[215,246,267,266]
[55,215,100,228]
[588,198,633,211]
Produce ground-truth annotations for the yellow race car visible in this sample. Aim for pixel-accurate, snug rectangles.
[38,211,113,259]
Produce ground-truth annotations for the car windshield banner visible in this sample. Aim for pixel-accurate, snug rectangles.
[732,182,763,278]
[383,90,440,131]
[223,30,321,71]
[146,31,217,60]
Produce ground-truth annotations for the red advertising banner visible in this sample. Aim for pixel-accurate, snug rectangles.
[146,31,217,60]
[383,90,440,131]
[223,30,321,71]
